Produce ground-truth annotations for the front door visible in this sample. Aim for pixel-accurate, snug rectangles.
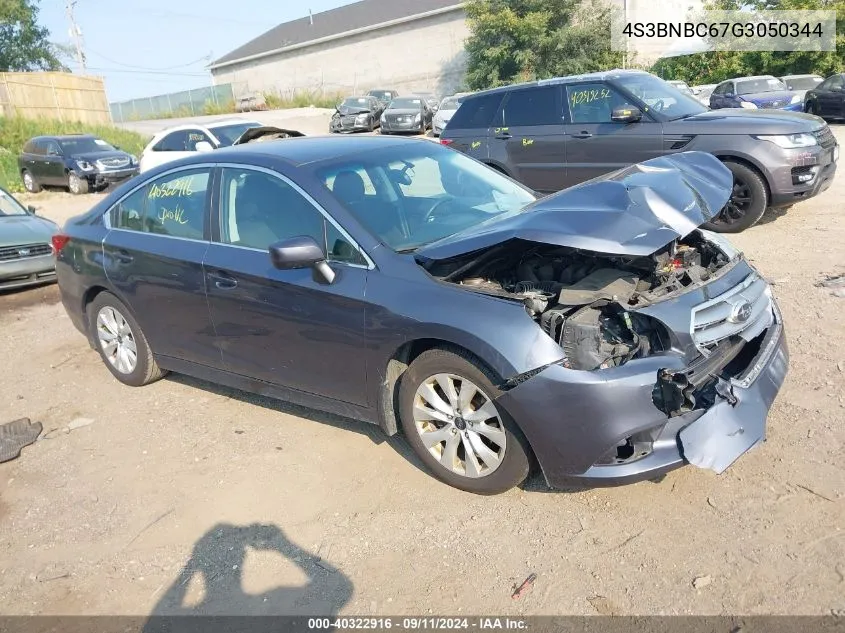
[489,85,568,193]
[561,82,664,187]
[102,166,221,368]
[42,140,67,185]
[817,75,844,117]
[203,166,370,407]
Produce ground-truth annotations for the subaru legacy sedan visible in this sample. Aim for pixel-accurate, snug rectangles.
[54,137,787,494]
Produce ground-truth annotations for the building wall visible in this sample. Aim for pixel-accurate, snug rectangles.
[211,9,469,99]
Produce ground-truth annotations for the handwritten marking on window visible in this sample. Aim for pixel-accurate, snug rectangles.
[188,134,205,142]
[522,138,534,146]
[157,205,188,225]
[471,141,482,150]
[569,88,611,107]
[149,176,197,199]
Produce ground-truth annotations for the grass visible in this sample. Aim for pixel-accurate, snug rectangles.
[0,116,150,193]
[263,91,343,110]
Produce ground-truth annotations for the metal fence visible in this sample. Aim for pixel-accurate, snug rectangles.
[109,84,235,122]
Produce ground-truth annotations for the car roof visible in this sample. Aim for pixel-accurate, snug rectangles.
[31,134,95,141]
[209,135,430,167]
[780,74,820,79]
[734,75,778,81]
[461,69,653,99]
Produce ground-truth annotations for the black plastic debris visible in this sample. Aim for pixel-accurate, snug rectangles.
[0,418,43,463]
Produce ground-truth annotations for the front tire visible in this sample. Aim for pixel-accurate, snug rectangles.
[398,349,531,495]
[88,292,166,387]
[22,170,41,193]
[703,160,768,233]
[68,172,89,195]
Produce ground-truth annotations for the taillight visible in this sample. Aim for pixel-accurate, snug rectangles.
[51,234,70,255]
[440,138,454,146]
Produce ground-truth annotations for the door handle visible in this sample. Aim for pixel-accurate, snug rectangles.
[208,272,238,290]
[114,250,134,264]
[495,133,512,139]
[572,131,593,139]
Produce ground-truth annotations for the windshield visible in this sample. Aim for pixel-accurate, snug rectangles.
[58,137,115,154]
[316,144,536,252]
[736,77,787,94]
[211,122,262,146]
[0,188,28,216]
[785,76,822,90]
[388,98,424,109]
[614,74,707,121]
[341,98,371,110]
[439,97,459,110]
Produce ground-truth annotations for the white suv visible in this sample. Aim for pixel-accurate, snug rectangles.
[139,119,262,173]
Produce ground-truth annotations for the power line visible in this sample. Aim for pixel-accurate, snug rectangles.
[65,0,86,72]
[84,66,210,77]
[86,48,212,71]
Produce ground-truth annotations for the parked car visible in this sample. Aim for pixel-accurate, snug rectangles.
[803,73,845,119]
[366,89,400,107]
[691,83,717,107]
[19,135,139,195]
[710,75,802,111]
[667,80,694,96]
[139,119,263,173]
[411,92,440,112]
[0,187,59,290]
[440,69,838,232]
[380,97,433,134]
[54,137,788,494]
[780,74,823,102]
[432,94,468,136]
[329,96,384,133]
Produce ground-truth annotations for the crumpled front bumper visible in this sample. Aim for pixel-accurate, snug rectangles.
[496,309,788,488]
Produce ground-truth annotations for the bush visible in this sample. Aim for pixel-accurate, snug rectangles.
[0,116,150,193]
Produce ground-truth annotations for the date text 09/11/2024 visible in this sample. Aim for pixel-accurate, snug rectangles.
[307,618,528,630]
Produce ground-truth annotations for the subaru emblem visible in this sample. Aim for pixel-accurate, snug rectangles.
[729,300,753,324]
[18,248,31,257]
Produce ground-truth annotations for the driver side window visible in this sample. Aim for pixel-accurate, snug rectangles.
[566,83,633,124]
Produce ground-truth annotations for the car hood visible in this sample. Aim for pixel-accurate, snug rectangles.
[664,108,824,134]
[0,214,58,246]
[68,149,131,162]
[233,126,305,144]
[741,90,797,105]
[384,108,421,116]
[416,151,732,260]
[335,106,371,115]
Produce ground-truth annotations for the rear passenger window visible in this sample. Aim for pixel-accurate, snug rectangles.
[502,87,561,126]
[111,168,210,240]
[446,93,504,130]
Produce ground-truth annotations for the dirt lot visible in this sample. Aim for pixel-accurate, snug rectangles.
[1,134,843,618]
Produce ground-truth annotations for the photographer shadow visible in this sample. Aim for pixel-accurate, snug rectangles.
[143,522,353,632]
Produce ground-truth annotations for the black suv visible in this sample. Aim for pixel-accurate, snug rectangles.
[19,135,140,195]
[441,70,838,232]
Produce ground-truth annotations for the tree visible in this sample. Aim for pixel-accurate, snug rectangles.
[464,0,624,90]
[0,0,65,72]
[651,0,845,83]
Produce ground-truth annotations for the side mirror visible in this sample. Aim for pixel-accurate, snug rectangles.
[610,106,643,123]
[195,141,214,153]
[26,205,37,215]
[269,236,335,284]
[725,92,735,98]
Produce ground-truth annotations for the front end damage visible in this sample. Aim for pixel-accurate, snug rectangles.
[417,152,789,486]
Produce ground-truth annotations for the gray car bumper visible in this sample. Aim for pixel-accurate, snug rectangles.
[0,254,56,290]
[767,142,838,207]
[497,308,788,488]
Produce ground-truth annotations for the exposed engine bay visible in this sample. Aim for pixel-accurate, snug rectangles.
[425,232,735,371]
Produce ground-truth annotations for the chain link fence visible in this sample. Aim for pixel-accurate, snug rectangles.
[109,84,236,122]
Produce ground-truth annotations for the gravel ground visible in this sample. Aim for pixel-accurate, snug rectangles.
[0,129,843,617]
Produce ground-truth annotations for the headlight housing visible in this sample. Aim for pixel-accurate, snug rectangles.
[129,154,138,165]
[698,229,741,259]
[790,94,802,104]
[739,101,758,109]
[76,160,95,171]
[414,113,422,123]
[756,133,817,148]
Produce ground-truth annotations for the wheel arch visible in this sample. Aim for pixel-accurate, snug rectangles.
[712,153,772,202]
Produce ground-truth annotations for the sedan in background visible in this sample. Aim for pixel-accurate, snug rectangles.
[366,89,400,108]
[380,97,433,134]
[53,137,788,494]
[710,76,802,111]
[804,73,845,119]
[139,119,262,173]
[19,135,139,195]
[0,187,59,290]
[667,80,694,96]
[329,96,384,133]
[411,92,440,112]
[780,74,823,102]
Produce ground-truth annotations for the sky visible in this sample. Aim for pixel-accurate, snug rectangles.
[37,0,355,103]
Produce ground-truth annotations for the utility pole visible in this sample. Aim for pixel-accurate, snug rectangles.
[65,0,86,73]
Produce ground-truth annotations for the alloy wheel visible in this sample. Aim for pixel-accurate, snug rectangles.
[718,178,752,225]
[96,306,138,374]
[412,373,506,478]
[23,172,34,191]
[69,174,81,194]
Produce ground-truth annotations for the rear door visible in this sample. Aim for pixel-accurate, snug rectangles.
[561,81,663,187]
[103,166,221,368]
[489,85,567,193]
[440,92,505,164]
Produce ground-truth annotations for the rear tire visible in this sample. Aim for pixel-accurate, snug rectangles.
[88,292,166,387]
[703,160,768,233]
[398,348,531,495]
[68,172,89,195]
[22,170,41,193]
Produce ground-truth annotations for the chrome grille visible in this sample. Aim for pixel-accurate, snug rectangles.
[341,115,356,127]
[0,243,52,261]
[813,125,836,149]
[388,114,413,124]
[97,157,130,169]
[691,273,774,352]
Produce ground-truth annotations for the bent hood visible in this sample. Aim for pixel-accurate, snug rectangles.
[416,151,732,260]
[233,126,305,145]
[741,89,797,108]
